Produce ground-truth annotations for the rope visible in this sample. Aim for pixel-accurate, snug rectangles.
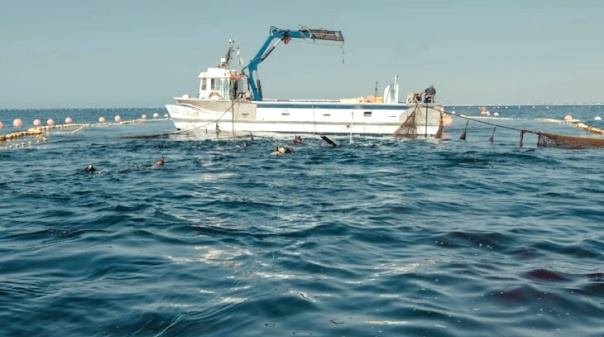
[170,98,243,134]
[445,110,604,148]
[453,112,536,134]
[120,98,245,140]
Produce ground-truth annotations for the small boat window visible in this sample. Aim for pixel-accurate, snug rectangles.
[323,113,331,117]
[364,111,372,117]
[201,78,207,91]
[281,110,290,116]
[211,78,221,90]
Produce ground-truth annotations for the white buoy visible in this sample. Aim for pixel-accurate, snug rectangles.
[595,116,602,121]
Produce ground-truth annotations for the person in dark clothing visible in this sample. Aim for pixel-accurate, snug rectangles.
[424,85,436,103]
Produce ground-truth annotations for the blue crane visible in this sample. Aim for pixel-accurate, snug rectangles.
[241,26,345,101]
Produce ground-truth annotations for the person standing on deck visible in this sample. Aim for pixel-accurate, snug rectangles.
[424,85,436,103]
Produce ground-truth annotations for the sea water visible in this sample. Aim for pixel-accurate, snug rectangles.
[0,106,603,337]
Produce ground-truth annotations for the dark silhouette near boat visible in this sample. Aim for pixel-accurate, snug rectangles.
[320,135,339,148]
[84,164,96,173]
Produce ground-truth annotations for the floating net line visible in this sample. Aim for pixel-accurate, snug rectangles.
[0,119,152,150]
[453,113,604,149]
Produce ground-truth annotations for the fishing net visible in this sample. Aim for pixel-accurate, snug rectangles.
[393,104,444,139]
[536,132,604,149]
[458,117,604,149]
[393,106,418,138]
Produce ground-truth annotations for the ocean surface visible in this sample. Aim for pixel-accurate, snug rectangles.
[1,105,603,337]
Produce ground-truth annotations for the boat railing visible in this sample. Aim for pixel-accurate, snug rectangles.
[261,98,341,103]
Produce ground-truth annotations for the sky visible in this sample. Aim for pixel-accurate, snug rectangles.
[1,0,603,108]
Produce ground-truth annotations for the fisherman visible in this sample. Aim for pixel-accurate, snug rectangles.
[423,85,436,103]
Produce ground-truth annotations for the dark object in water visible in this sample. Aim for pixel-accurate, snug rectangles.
[154,157,165,167]
[320,135,338,147]
[120,133,172,139]
[460,120,469,140]
[293,135,303,145]
[273,146,294,154]
[489,127,496,143]
[84,164,96,173]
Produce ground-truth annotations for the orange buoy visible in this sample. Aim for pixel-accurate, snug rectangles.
[0,121,3,129]
[13,118,23,128]
[443,114,453,127]
[115,115,122,122]
[33,119,42,126]
[65,117,73,124]
[99,116,106,123]
[564,115,573,121]
[141,114,147,120]
[47,119,55,126]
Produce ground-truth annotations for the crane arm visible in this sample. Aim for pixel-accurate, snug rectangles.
[241,26,344,101]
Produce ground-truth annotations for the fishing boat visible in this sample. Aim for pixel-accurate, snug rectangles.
[165,26,444,139]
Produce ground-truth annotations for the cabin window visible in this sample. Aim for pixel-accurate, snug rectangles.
[211,78,221,90]
[201,78,207,91]
[364,111,372,117]
[323,113,331,117]
[281,110,290,116]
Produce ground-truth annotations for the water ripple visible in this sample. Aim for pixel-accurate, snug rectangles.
[1,107,603,336]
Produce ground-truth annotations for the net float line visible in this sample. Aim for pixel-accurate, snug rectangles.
[449,111,604,149]
[573,123,604,135]
[0,118,152,142]
[535,118,604,135]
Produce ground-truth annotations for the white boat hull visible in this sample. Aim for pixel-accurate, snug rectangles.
[166,99,442,139]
